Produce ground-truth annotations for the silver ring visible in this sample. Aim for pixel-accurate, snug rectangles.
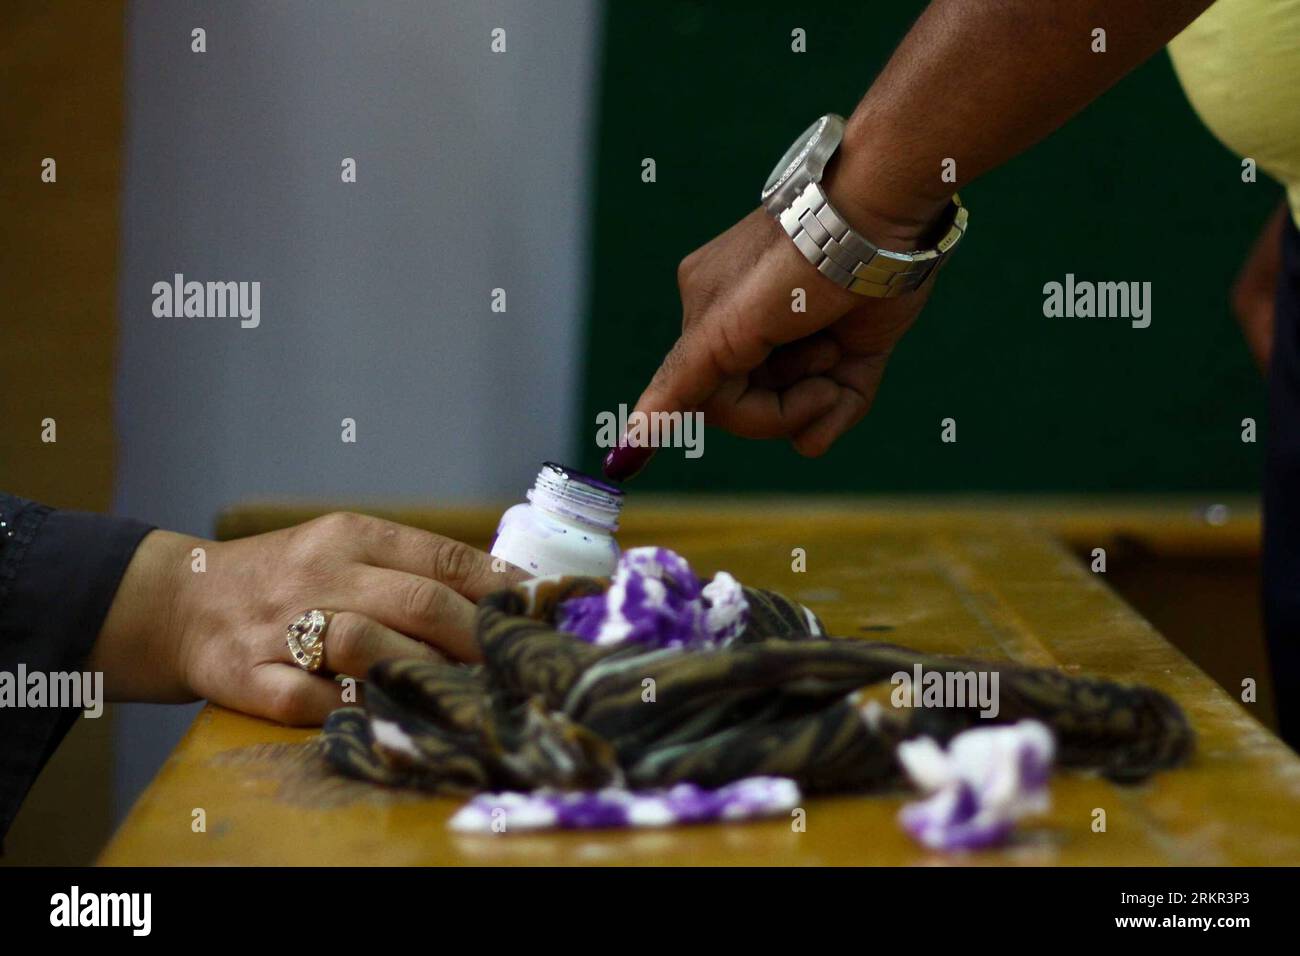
[286,609,332,673]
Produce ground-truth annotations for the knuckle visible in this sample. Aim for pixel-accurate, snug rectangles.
[267,681,310,724]
[402,577,449,623]
[287,512,370,582]
[710,313,754,375]
[327,612,365,660]
[310,511,369,542]
[676,252,699,289]
[429,537,479,587]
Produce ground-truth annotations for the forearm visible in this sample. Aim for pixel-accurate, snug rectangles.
[89,529,200,702]
[829,0,1215,242]
[1231,202,1287,372]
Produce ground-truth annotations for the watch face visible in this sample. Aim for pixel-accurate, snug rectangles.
[762,116,828,201]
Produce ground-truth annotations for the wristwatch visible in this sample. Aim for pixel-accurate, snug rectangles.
[761,113,968,298]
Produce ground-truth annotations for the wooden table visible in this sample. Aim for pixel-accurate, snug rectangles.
[99,499,1300,865]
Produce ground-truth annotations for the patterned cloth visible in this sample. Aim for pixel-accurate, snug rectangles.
[321,571,1195,802]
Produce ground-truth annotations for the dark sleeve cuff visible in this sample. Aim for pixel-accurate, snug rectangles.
[0,497,154,845]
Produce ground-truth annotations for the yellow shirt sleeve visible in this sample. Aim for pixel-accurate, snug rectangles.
[1168,0,1300,227]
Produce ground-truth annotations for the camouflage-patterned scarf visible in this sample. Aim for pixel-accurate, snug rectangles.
[321,575,1193,796]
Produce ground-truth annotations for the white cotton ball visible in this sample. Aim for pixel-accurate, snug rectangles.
[897,737,954,792]
[627,798,675,827]
[447,805,493,833]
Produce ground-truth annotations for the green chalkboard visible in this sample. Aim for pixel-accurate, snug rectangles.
[579,1,1275,493]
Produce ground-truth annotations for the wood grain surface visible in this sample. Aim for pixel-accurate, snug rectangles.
[100,501,1300,865]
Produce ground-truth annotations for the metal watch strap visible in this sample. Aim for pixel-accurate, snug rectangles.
[776,182,966,297]
[762,113,969,298]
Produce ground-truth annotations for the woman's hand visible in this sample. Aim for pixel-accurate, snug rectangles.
[91,513,527,725]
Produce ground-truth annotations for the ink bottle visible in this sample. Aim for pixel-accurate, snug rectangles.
[490,461,624,577]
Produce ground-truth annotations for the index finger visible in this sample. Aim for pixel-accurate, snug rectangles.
[354,517,529,600]
[631,322,727,422]
[634,218,858,422]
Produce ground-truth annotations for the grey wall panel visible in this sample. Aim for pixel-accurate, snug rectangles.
[112,0,600,818]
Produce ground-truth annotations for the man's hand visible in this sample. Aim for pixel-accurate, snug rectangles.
[617,0,1219,477]
[633,191,942,460]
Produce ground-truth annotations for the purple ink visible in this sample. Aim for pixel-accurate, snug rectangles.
[602,444,655,482]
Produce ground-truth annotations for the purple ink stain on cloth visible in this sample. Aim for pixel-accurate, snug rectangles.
[556,546,748,649]
[896,720,1055,851]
